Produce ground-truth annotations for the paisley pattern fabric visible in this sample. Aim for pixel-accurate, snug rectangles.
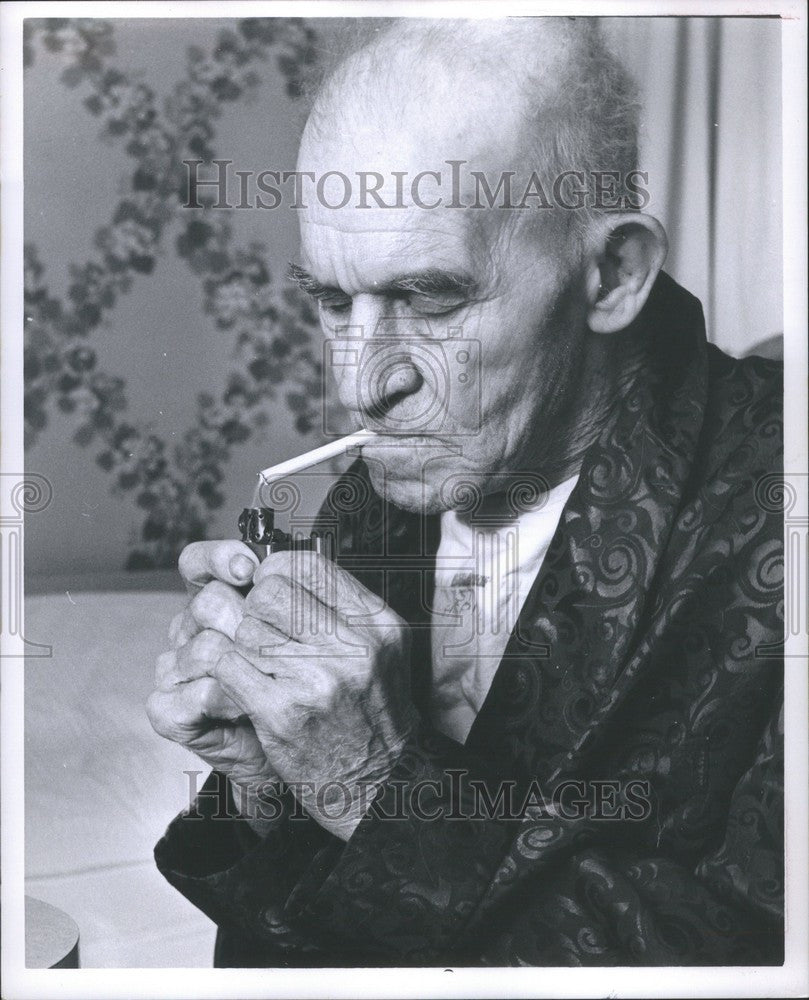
[155,273,784,966]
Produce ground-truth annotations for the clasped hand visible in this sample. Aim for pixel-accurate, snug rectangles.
[147,540,416,840]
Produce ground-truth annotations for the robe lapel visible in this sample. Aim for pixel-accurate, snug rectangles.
[465,273,710,784]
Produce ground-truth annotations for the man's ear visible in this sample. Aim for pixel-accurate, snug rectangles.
[585,215,668,334]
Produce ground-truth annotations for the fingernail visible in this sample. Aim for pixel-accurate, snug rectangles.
[230,554,256,582]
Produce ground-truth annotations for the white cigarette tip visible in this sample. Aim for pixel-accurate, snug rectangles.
[257,428,378,484]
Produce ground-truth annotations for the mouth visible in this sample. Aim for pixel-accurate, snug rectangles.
[362,430,444,446]
[360,432,465,475]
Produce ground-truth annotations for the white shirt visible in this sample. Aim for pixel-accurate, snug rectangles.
[429,474,579,743]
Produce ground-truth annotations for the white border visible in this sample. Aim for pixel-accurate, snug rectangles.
[2,2,806,998]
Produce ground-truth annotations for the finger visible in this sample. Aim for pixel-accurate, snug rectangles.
[175,629,233,683]
[168,608,197,649]
[235,614,303,673]
[235,615,363,701]
[214,649,276,720]
[198,680,246,722]
[154,649,178,690]
[254,550,394,629]
[178,540,259,595]
[154,640,246,719]
[147,676,245,740]
[245,575,340,646]
[170,581,246,649]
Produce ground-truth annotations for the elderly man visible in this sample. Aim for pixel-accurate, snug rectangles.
[148,19,783,966]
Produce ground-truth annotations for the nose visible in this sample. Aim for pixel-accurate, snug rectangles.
[331,295,425,422]
[366,360,423,417]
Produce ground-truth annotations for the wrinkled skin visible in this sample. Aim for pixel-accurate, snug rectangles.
[147,542,416,840]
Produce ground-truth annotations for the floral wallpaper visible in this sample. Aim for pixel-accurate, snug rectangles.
[23,18,324,569]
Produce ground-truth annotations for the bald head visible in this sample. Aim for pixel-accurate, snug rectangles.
[302,18,640,240]
[292,18,666,512]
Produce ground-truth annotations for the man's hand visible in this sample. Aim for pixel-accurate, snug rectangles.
[146,541,282,830]
[212,549,417,841]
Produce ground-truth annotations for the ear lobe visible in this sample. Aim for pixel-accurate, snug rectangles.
[587,215,668,334]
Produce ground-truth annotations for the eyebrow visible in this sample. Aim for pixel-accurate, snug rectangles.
[287,262,476,299]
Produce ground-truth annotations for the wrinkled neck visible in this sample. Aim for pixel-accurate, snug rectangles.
[534,330,653,489]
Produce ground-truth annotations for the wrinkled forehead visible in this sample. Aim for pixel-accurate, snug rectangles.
[294,46,568,288]
[296,133,528,290]
[298,191,489,291]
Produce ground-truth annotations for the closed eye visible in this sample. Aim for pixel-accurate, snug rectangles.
[312,287,351,308]
[318,293,352,315]
[405,292,468,316]
[287,262,476,317]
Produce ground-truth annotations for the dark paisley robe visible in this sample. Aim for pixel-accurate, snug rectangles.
[155,272,784,966]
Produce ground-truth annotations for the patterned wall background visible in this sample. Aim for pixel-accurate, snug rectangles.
[24,18,331,577]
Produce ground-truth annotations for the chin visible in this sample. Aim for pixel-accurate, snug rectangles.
[365,462,449,515]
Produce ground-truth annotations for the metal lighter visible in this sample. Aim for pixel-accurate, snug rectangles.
[238,506,334,562]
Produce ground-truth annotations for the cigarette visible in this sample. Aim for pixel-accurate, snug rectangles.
[257,428,378,486]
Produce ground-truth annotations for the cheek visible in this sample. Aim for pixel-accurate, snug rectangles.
[471,267,584,417]
[469,306,545,424]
